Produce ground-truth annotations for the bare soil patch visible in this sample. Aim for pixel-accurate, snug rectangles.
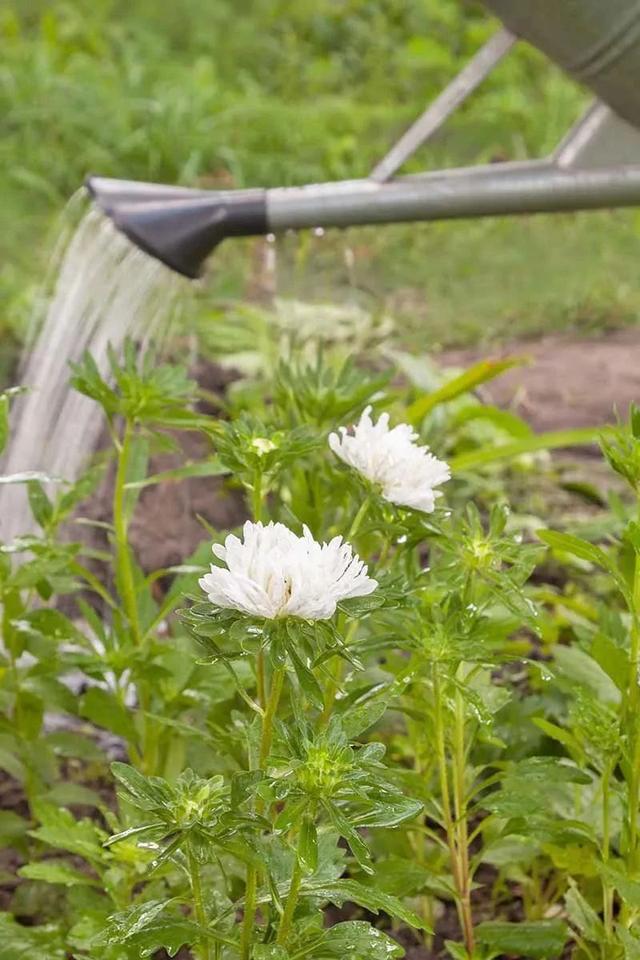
[441,328,640,432]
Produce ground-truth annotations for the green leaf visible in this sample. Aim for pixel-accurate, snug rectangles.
[452,403,533,439]
[407,357,523,423]
[340,699,387,739]
[124,458,229,490]
[0,745,26,784]
[451,427,601,471]
[508,757,592,787]
[80,687,137,743]
[46,782,103,809]
[336,593,386,618]
[325,803,372,873]
[288,645,324,710]
[618,925,640,959]
[600,861,640,908]
[532,717,582,757]
[254,947,289,960]
[0,914,67,960]
[476,920,569,958]
[591,634,628,693]
[119,918,201,957]
[565,881,605,942]
[537,531,628,603]
[111,761,173,812]
[45,731,105,762]
[27,481,53,529]
[552,645,621,705]
[357,794,423,828]
[101,897,208,957]
[310,921,403,958]
[0,811,30,847]
[29,804,104,862]
[298,815,318,873]
[19,860,99,887]
[366,856,454,899]
[307,878,431,932]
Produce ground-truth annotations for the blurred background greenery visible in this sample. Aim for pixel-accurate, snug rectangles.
[2,0,640,360]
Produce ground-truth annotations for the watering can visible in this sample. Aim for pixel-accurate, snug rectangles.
[87,0,640,279]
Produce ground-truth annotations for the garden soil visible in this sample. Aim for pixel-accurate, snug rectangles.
[440,328,640,433]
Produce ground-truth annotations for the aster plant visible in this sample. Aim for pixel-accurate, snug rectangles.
[2,341,620,960]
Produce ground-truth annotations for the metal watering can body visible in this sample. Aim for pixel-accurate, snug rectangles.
[88,0,640,279]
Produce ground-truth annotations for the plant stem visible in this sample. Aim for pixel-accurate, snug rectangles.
[432,666,460,890]
[347,494,371,541]
[626,549,640,867]
[113,418,140,647]
[259,665,285,767]
[256,649,266,710]
[240,663,286,960]
[452,683,475,956]
[432,663,475,956]
[252,469,263,523]
[113,417,157,773]
[188,847,211,960]
[601,764,613,947]
[276,857,304,946]
[240,867,258,960]
[319,620,357,726]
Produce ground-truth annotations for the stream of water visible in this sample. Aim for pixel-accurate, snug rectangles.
[0,206,186,543]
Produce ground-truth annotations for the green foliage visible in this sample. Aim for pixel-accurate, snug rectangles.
[2,332,640,959]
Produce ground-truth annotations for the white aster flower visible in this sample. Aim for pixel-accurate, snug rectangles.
[199,521,377,621]
[329,405,451,513]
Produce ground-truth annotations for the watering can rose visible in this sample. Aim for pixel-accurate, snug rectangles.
[199,521,377,620]
[329,406,450,513]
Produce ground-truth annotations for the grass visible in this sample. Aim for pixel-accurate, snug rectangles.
[3,0,640,352]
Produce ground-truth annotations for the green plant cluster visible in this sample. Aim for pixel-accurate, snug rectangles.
[0,321,638,960]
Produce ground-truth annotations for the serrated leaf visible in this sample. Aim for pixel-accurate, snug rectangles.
[307,878,431,932]
[340,699,387,739]
[365,856,454,899]
[356,795,423,828]
[565,881,605,941]
[600,861,640,908]
[29,804,104,862]
[19,860,99,887]
[111,762,173,812]
[311,921,403,958]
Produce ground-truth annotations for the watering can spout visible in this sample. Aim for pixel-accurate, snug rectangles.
[85,176,268,278]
